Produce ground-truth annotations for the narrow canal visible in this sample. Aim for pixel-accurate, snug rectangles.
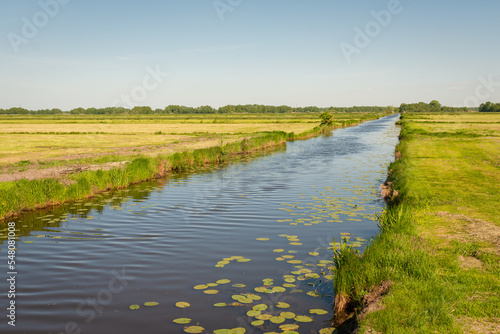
[0,114,400,334]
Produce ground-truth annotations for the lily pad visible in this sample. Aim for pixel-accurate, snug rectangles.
[287,260,303,264]
[310,308,328,315]
[176,302,190,308]
[256,238,270,241]
[144,301,159,306]
[216,279,231,284]
[253,304,268,311]
[228,328,246,334]
[193,284,208,290]
[295,315,313,322]
[206,283,218,287]
[184,326,205,333]
[276,302,290,308]
[307,291,321,297]
[129,304,140,310]
[255,314,273,320]
[251,320,264,326]
[237,258,251,263]
[213,330,229,334]
[280,324,300,331]
[203,289,219,294]
[309,252,320,256]
[270,316,285,324]
[280,311,296,319]
[247,310,261,317]
[173,318,191,324]
[272,286,286,293]
[232,283,246,288]
[214,303,227,307]
[273,249,285,253]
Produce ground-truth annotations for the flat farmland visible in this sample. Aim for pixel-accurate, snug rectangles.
[0,114,322,166]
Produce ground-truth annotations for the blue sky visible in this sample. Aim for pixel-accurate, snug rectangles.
[0,0,499,110]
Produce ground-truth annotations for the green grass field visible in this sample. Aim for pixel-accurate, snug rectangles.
[334,112,500,334]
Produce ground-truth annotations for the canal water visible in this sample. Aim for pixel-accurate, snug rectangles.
[0,114,400,334]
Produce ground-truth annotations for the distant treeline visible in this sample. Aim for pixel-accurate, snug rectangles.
[399,100,471,113]
[478,101,500,112]
[0,105,390,115]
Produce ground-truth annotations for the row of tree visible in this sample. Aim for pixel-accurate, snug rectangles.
[0,105,390,115]
[478,102,500,112]
[399,101,470,113]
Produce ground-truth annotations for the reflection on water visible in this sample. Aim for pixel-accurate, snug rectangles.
[0,114,400,334]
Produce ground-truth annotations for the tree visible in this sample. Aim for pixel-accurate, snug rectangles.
[319,112,333,125]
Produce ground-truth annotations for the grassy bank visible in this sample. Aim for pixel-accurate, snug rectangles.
[333,113,500,333]
[0,113,382,221]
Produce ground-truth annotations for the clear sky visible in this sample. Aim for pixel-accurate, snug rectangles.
[0,0,499,110]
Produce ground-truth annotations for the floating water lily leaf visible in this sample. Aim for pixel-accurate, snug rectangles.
[272,286,286,293]
[273,249,284,253]
[318,260,333,264]
[129,304,140,310]
[216,279,231,284]
[230,256,244,260]
[289,242,302,246]
[173,318,191,324]
[207,283,218,287]
[288,250,298,253]
[309,252,320,256]
[194,284,208,290]
[144,301,159,306]
[276,302,290,308]
[275,257,284,261]
[319,328,336,334]
[213,330,229,334]
[228,328,246,334]
[246,294,261,300]
[280,312,296,319]
[280,324,299,331]
[176,302,190,308]
[184,326,204,333]
[256,238,270,241]
[310,309,328,315]
[284,277,296,283]
[307,291,320,297]
[295,315,313,322]
[251,320,264,326]
[237,258,251,263]
[255,314,273,320]
[254,287,267,293]
[232,283,246,288]
[283,283,296,288]
[270,316,285,324]
[203,289,219,294]
[282,255,294,259]
[253,304,268,311]
[247,310,261,317]
[214,303,227,307]
[287,260,303,264]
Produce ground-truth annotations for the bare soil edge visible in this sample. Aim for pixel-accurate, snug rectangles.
[335,281,392,334]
